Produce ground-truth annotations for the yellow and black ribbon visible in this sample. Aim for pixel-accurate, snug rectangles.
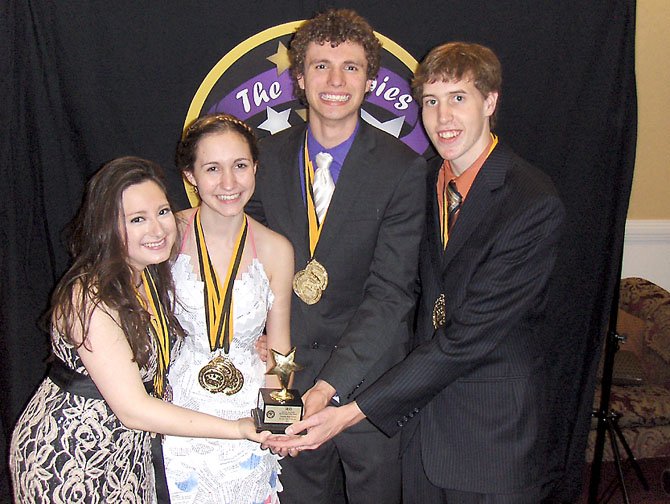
[139,268,170,399]
[440,133,499,248]
[439,180,448,249]
[193,209,248,354]
[303,133,324,257]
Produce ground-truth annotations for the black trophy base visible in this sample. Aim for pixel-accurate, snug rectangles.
[252,408,293,434]
[253,388,303,433]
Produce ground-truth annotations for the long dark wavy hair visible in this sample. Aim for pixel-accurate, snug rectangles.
[49,157,184,367]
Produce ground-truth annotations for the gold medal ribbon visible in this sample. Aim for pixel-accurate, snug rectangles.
[440,133,499,248]
[194,209,248,354]
[139,268,170,399]
[292,133,331,305]
[304,133,324,257]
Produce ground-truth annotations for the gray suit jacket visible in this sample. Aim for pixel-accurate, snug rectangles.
[357,143,565,493]
[247,121,427,401]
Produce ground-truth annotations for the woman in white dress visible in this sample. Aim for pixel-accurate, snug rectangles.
[163,114,293,504]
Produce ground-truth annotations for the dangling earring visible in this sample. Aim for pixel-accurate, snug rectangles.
[193,185,199,194]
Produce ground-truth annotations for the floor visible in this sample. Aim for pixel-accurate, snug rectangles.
[577,457,670,503]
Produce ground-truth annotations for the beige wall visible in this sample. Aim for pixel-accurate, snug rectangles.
[630,0,670,219]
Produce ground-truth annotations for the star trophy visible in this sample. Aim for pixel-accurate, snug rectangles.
[252,348,304,433]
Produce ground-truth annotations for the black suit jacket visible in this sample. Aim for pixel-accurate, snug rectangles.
[356,142,565,493]
[246,121,427,402]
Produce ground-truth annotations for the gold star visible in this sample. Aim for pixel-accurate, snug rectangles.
[267,347,302,389]
[295,108,308,122]
[267,41,291,76]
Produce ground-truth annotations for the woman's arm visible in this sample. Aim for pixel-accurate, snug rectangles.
[74,303,266,442]
[252,221,294,388]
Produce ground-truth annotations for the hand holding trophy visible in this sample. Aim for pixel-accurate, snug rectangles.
[253,347,304,433]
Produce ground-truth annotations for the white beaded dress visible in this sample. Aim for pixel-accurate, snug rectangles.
[163,249,282,504]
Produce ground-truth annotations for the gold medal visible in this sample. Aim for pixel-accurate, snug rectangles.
[432,293,446,329]
[293,259,328,305]
[193,210,248,394]
[198,355,244,395]
[295,137,332,305]
[293,269,322,304]
[305,259,328,286]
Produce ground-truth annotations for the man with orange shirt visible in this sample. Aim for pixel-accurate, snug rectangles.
[268,42,565,503]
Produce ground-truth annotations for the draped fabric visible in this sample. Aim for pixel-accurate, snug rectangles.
[1,1,636,501]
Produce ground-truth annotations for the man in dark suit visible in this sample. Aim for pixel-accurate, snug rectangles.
[267,42,565,503]
[246,9,427,504]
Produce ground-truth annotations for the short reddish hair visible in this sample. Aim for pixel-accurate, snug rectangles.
[413,42,502,126]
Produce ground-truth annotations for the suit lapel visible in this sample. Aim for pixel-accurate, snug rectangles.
[312,122,372,259]
[442,144,510,269]
[425,156,444,270]
[278,125,311,265]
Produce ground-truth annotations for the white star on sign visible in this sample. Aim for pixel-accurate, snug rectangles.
[258,106,292,135]
[361,109,405,138]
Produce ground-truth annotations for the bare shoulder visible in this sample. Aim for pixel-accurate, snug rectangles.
[247,216,294,268]
[175,207,197,232]
[60,281,122,346]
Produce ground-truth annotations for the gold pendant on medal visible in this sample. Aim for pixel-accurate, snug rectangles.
[198,355,244,395]
[432,293,446,329]
[293,259,328,305]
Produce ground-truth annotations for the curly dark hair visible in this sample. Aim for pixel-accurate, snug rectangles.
[412,42,502,128]
[176,113,258,174]
[289,9,382,103]
[49,157,184,367]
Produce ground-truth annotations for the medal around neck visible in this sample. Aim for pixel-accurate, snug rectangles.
[198,355,244,395]
[194,210,248,395]
[432,293,446,329]
[253,347,304,433]
[293,259,328,305]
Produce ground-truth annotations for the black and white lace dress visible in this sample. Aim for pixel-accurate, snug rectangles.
[10,328,158,504]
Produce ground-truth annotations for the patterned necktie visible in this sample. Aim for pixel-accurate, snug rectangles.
[313,152,335,225]
[447,180,462,232]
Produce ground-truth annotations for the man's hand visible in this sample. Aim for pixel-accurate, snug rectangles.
[301,380,336,418]
[262,402,366,455]
[255,333,268,363]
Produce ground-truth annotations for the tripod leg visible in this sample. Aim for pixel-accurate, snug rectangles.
[610,416,650,490]
[589,411,608,503]
[608,419,631,504]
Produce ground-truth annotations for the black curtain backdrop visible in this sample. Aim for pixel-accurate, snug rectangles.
[2,1,636,501]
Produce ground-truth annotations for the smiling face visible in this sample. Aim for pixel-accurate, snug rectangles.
[121,180,177,273]
[421,77,498,175]
[184,130,257,219]
[297,41,372,140]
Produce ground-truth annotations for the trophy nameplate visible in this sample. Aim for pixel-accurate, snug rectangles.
[253,347,304,434]
[252,388,304,433]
